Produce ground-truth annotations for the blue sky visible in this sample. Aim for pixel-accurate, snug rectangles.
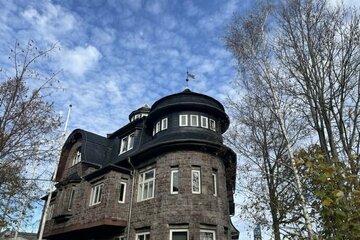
[0,0,254,236]
[1,0,359,238]
[0,0,254,136]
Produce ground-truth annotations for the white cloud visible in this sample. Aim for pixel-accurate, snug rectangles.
[59,45,102,77]
[198,0,239,31]
[21,2,77,41]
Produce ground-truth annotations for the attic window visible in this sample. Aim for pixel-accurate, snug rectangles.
[120,132,135,154]
[130,113,148,122]
[71,147,81,166]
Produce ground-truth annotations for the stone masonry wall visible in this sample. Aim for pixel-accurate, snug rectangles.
[129,150,231,240]
[44,170,130,238]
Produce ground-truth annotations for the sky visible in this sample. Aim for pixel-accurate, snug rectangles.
[0,0,253,136]
[0,0,254,237]
[1,0,359,239]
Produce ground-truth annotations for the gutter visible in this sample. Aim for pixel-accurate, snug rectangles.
[126,157,136,240]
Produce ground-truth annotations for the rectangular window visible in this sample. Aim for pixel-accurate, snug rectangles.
[90,183,103,206]
[156,121,161,133]
[138,169,155,201]
[72,148,81,166]
[190,115,199,127]
[209,119,216,131]
[136,232,150,240]
[212,172,217,196]
[120,132,135,154]
[162,117,168,130]
[179,115,188,126]
[128,133,135,150]
[153,118,168,136]
[200,230,216,240]
[201,116,208,128]
[192,168,201,194]
[67,187,75,211]
[170,229,188,240]
[119,182,127,203]
[171,169,179,194]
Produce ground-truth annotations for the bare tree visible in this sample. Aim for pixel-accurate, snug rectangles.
[0,40,61,230]
[225,0,360,239]
[277,0,360,182]
[227,91,308,239]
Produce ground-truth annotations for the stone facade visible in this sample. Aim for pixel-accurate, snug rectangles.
[41,89,238,240]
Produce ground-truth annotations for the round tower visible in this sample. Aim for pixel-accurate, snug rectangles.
[129,89,237,240]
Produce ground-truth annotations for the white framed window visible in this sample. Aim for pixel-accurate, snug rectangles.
[89,183,103,206]
[67,187,75,211]
[179,114,188,126]
[212,172,217,196]
[170,229,188,240]
[156,121,161,133]
[120,132,135,154]
[161,117,168,130]
[136,232,150,240]
[138,169,155,201]
[171,169,179,194]
[153,117,168,136]
[72,148,81,166]
[201,116,208,128]
[190,115,199,127]
[200,230,216,240]
[209,119,216,131]
[192,169,201,194]
[46,203,54,220]
[118,182,126,203]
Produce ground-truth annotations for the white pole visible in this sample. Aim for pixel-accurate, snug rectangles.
[38,104,72,240]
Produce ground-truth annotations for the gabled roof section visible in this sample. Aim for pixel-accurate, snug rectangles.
[55,129,110,182]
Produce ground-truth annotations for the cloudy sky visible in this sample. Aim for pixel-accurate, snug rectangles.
[1,0,359,238]
[0,0,253,236]
[0,0,253,137]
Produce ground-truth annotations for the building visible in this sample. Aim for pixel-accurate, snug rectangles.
[41,89,239,240]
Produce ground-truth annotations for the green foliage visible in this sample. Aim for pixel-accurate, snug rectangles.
[297,146,360,239]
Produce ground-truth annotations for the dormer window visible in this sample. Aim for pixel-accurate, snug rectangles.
[120,132,135,154]
[130,113,148,122]
[72,147,81,166]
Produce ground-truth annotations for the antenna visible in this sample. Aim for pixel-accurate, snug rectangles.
[38,104,72,240]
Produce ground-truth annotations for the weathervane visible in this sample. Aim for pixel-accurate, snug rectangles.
[185,70,195,89]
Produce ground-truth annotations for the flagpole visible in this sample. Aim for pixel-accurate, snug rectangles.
[38,104,72,240]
